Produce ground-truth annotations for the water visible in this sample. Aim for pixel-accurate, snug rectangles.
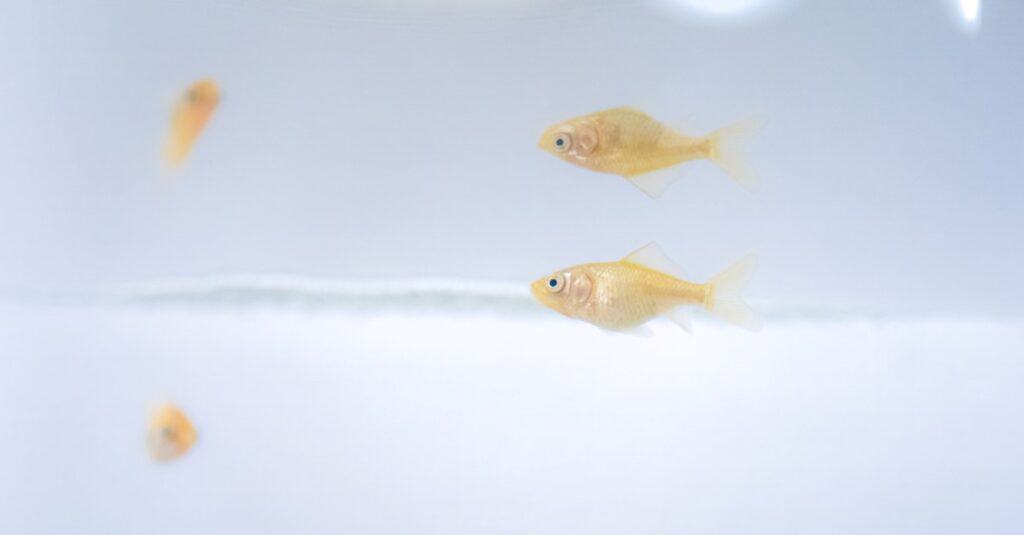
[1,0,1022,533]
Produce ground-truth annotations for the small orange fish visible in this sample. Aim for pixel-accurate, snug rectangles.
[532,243,760,333]
[539,107,762,198]
[146,403,198,461]
[164,79,220,167]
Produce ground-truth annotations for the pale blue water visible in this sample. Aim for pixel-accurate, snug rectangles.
[2,0,1023,533]
[3,304,1022,533]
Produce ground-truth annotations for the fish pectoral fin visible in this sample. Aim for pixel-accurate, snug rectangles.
[621,242,689,280]
[665,307,693,334]
[625,167,685,199]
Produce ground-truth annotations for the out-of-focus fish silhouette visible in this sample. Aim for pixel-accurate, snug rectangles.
[146,402,198,462]
[164,78,220,168]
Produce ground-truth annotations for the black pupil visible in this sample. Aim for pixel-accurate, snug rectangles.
[548,279,558,288]
[555,138,564,146]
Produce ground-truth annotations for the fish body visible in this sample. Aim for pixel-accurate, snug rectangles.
[537,260,707,330]
[146,403,197,461]
[531,243,760,332]
[538,107,762,197]
[164,79,220,167]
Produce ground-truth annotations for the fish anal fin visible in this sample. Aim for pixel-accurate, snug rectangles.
[665,307,693,334]
[625,167,685,199]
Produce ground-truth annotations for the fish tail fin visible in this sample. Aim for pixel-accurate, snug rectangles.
[707,116,764,193]
[162,134,188,169]
[704,254,761,331]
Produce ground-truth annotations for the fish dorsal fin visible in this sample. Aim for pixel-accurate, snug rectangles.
[622,242,688,280]
[669,114,696,136]
[626,167,686,199]
[665,307,693,334]
[602,105,650,118]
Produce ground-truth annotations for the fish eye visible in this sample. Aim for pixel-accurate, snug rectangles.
[553,133,572,152]
[546,274,565,293]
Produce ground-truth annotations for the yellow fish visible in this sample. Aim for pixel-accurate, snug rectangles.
[164,78,220,167]
[146,403,198,462]
[531,243,760,332]
[539,107,762,198]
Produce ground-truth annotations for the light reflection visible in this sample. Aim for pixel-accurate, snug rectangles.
[956,0,980,32]
[959,0,980,23]
[655,0,790,22]
[670,0,775,15]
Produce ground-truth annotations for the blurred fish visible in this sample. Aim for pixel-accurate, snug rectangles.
[147,403,198,461]
[164,79,220,168]
[531,243,760,332]
[539,107,762,198]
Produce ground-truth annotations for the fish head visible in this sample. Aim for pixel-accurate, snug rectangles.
[531,266,593,318]
[183,79,220,112]
[538,118,601,167]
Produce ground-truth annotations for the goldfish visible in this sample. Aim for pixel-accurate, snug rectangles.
[146,402,198,461]
[531,243,760,333]
[164,78,220,167]
[538,107,762,198]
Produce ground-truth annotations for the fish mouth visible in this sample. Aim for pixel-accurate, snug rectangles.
[537,127,560,153]
[529,279,545,301]
[530,279,556,307]
[537,132,551,151]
